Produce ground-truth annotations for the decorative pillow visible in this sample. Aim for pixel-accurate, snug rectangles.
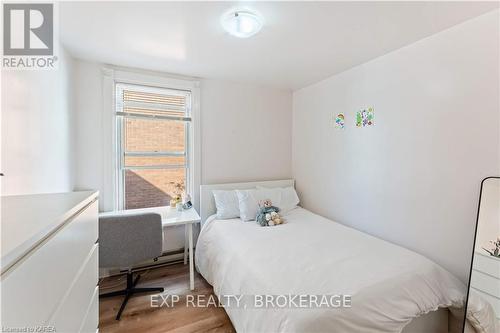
[212,190,240,219]
[256,186,300,213]
[236,188,282,221]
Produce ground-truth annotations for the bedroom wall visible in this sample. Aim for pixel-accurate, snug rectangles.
[1,45,76,196]
[200,79,292,184]
[72,60,103,202]
[292,10,499,281]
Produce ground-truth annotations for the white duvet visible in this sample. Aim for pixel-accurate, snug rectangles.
[195,207,466,333]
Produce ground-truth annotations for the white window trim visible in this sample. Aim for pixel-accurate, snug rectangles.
[102,67,201,212]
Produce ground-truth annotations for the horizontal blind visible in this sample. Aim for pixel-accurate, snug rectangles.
[116,83,191,121]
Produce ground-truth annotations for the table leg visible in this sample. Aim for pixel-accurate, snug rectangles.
[188,223,194,290]
[184,225,188,265]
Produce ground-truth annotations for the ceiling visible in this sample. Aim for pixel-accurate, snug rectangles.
[60,1,498,90]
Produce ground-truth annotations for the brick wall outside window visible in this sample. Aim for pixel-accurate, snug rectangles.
[123,118,186,209]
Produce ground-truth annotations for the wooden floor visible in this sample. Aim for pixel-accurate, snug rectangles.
[99,263,235,333]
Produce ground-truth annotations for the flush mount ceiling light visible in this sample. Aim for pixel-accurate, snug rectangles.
[221,9,263,38]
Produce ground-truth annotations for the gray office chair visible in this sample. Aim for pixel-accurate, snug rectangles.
[99,213,164,320]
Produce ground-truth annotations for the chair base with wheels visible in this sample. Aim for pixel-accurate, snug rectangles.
[101,269,164,320]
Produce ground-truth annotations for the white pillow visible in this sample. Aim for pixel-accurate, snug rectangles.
[236,188,282,221]
[256,186,300,213]
[213,190,240,219]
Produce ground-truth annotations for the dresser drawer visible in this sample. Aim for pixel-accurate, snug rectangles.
[1,200,98,327]
[473,253,500,277]
[48,244,98,332]
[80,286,99,333]
[471,269,500,299]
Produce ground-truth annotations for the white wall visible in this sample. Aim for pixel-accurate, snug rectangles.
[292,10,499,281]
[72,60,104,201]
[1,46,76,195]
[201,79,292,184]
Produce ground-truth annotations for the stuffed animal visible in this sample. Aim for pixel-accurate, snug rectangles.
[256,199,284,226]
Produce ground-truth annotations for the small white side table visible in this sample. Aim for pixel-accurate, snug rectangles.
[100,206,201,290]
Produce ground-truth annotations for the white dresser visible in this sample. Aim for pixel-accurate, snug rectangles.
[1,191,99,333]
[471,252,500,320]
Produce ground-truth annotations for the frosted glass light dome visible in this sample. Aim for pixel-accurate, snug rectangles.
[221,10,263,38]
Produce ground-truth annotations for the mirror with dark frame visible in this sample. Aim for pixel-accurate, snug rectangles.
[464,177,500,333]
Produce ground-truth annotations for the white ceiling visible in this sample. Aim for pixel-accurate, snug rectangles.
[60,1,498,90]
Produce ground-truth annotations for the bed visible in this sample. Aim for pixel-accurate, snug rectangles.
[196,179,466,333]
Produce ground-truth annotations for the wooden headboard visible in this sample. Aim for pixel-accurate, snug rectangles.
[199,179,295,225]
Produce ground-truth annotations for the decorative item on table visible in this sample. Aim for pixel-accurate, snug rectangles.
[256,199,284,227]
[483,237,500,258]
[182,194,193,210]
[169,181,185,209]
[356,107,374,127]
[335,113,345,129]
[170,194,182,208]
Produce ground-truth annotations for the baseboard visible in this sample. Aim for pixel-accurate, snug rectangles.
[99,247,189,278]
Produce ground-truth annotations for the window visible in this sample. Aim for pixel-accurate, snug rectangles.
[115,83,192,210]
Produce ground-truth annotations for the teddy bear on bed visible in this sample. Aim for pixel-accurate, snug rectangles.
[256,199,284,226]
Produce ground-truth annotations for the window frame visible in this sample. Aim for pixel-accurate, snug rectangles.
[102,68,200,212]
[115,83,191,210]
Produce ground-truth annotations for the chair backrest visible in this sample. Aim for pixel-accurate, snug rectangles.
[99,213,163,268]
